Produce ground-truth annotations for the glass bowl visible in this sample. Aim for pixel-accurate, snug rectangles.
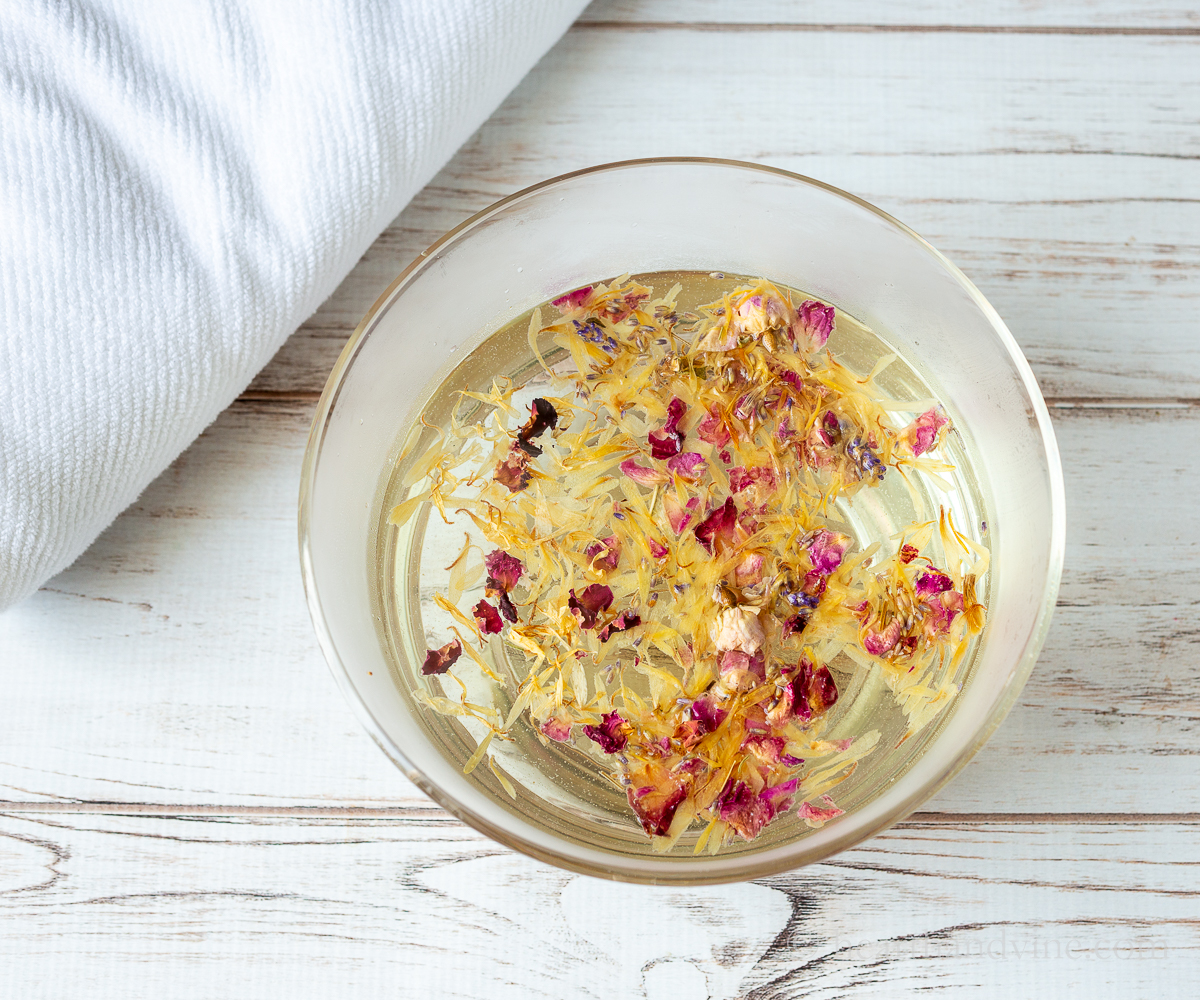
[298,158,1065,884]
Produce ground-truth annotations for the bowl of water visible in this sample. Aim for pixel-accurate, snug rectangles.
[299,158,1065,884]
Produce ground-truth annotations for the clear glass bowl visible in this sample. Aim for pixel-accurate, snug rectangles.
[299,158,1065,884]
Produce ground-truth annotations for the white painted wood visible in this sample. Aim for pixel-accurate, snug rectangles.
[2,402,1196,811]
[251,27,1200,400]
[0,811,1195,998]
[581,0,1200,28]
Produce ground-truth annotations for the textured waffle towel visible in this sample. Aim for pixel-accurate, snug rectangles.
[0,0,586,610]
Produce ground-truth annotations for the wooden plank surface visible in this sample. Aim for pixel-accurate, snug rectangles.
[248,25,1200,402]
[0,811,1195,998]
[581,0,1200,29]
[2,402,1196,811]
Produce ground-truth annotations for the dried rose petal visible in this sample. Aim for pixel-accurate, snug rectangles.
[585,535,621,573]
[733,294,768,335]
[765,683,795,726]
[733,551,765,587]
[620,458,668,486]
[647,396,687,459]
[792,656,838,721]
[597,610,641,643]
[696,405,731,446]
[647,537,669,560]
[484,550,523,593]
[863,620,903,657]
[664,493,700,534]
[540,710,574,742]
[781,613,810,639]
[516,398,559,457]
[690,695,727,735]
[421,638,462,675]
[719,649,766,692]
[899,544,921,564]
[568,584,614,629]
[902,406,949,456]
[915,570,954,598]
[626,761,687,836]
[711,606,766,655]
[552,285,594,312]
[923,590,965,638]
[472,600,503,635]
[583,711,628,753]
[798,794,844,828]
[666,452,705,478]
[728,465,777,494]
[808,529,850,574]
[743,735,786,763]
[694,497,740,554]
[793,299,834,351]
[493,444,531,492]
[715,779,775,841]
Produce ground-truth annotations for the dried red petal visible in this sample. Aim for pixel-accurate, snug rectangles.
[808,529,849,573]
[915,569,954,598]
[585,535,621,572]
[794,299,834,351]
[690,695,727,735]
[863,620,903,657]
[798,794,844,827]
[923,591,964,638]
[902,406,949,456]
[693,497,739,555]
[696,405,731,446]
[493,444,530,492]
[664,493,700,534]
[484,549,523,592]
[626,762,687,836]
[472,600,504,635]
[568,584,614,629]
[597,610,641,643]
[666,452,705,478]
[552,285,593,311]
[421,638,462,675]
[516,398,558,456]
[728,466,777,493]
[583,710,628,753]
[620,458,668,486]
[792,656,838,719]
[540,713,573,742]
[899,543,921,564]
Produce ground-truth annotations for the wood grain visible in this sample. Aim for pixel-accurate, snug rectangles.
[247,27,1200,403]
[580,0,1200,29]
[1,402,1195,812]
[0,811,1194,998]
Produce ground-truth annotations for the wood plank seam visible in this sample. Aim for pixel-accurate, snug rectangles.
[573,21,1200,36]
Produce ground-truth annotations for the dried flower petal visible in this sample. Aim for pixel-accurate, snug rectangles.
[694,497,740,554]
[620,458,668,486]
[690,695,727,734]
[516,398,559,457]
[664,493,700,534]
[792,656,838,721]
[798,794,844,828]
[719,649,766,691]
[626,761,688,836]
[552,285,594,312]
[728,466,777,494]
[484,550,523,593]
[793,299,834,351]
[472,600,503,635]
[808,529,850,574]
[923,590,965,637]
[902,406,949,456]
[864,620,903,657]
[421,638,462,675]
[711,606,766,655]
[493,444,531,492]
[915,570,954,597]
[733,551,765,587]
[696,405,731,446]
[585,536,621,573]
[584,711,628,753]
[597,610,642,643]
[899,544,921,564]
[666,452,705,478]
[540,709,574,742]
[568,584,614,629]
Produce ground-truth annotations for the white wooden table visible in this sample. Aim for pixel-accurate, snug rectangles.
[3,2,1198,995]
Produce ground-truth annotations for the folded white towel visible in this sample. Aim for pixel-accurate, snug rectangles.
[0,0,586,610]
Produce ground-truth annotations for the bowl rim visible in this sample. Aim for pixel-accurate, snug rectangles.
[298,156,1067,884]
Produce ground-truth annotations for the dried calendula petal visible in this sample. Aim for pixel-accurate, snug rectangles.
[405,274,989,852]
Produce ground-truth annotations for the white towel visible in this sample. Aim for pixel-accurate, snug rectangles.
[0,0,587,610]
